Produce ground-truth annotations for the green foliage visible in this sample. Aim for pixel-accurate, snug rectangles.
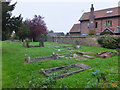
[86,69,119,88]
[14,73,57,88]
[100,31,113,35]
[89,29,95,35]
[16,22,30,40]
[10,34,19,41]
[2,2,23,41]
[97,36,120,49]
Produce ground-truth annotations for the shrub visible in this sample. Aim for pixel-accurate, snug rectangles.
[97,36,120,49]
[85,69,119,88]
[14,73,57,88]
[100,32,113,35]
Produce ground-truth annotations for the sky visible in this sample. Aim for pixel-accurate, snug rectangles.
[10,0,120,34]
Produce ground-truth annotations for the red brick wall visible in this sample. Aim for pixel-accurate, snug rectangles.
[81,17,119,34]
[81,21,89,34]
[100,17,118,32]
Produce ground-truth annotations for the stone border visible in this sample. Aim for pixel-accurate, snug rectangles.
[40,63,91,78]
[25,53,59,63]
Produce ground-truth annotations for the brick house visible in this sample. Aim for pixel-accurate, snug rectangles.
[78,4,120,35]
[69,24,80,36]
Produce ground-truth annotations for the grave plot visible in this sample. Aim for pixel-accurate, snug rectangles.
[40,63,91,78]
[94,50,117,58]
[58,52,79,59]
[58,52,94,60]
[23,40,44,48]
[25,53,59,63]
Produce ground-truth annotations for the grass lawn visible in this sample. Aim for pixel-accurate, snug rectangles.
[2,41,119,88]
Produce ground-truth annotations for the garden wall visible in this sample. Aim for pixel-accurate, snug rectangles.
[47,35,120,47]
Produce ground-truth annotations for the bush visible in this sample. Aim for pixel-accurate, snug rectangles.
[85,69,119,88]
[97,36,120,49]
[14,73,57,88]
[100,32,113,35]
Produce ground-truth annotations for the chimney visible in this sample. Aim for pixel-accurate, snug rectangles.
[89,4,95,34]
[90,4,94,13]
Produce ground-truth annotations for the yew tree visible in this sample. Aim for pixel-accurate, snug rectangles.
[2,1,22,40]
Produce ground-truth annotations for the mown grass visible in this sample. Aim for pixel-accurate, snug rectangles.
[0,41,2,89]
[2,41,119,88]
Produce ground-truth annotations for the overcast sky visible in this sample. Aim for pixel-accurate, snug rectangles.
[11,0,120,34]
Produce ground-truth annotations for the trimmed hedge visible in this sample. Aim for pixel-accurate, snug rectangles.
[97,36,120,49]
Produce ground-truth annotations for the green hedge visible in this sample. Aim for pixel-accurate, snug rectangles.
[97,36,120,49]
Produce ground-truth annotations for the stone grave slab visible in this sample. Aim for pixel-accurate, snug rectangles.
[94,51,117,58]
[76,51,92,55]
[83,55,94,59]
[76,57,88,61]
[40,63,91,78]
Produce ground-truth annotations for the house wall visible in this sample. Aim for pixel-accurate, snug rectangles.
[80,17,119,34]
[81,21,89,35]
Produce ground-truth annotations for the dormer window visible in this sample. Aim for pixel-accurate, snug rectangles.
[106,10,113,14]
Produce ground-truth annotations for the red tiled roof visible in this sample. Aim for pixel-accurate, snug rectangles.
[69,24,80,33]
[80,7,119,21]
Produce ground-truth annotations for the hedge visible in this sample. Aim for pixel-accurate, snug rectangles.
[97,36,120,49]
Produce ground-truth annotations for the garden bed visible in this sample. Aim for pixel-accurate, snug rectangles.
[40,63,91,78]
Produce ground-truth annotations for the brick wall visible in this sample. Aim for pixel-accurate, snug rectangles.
[81,17,119,35]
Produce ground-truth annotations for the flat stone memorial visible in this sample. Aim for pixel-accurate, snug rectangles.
[40,63,91,78]
[76,51,92,55]
[94,51,117,58]
[83,55,94,59]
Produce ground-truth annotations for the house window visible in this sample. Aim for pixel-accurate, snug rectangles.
[106,20,112,27]
[88,23,90,28]
[95,22,98,28]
